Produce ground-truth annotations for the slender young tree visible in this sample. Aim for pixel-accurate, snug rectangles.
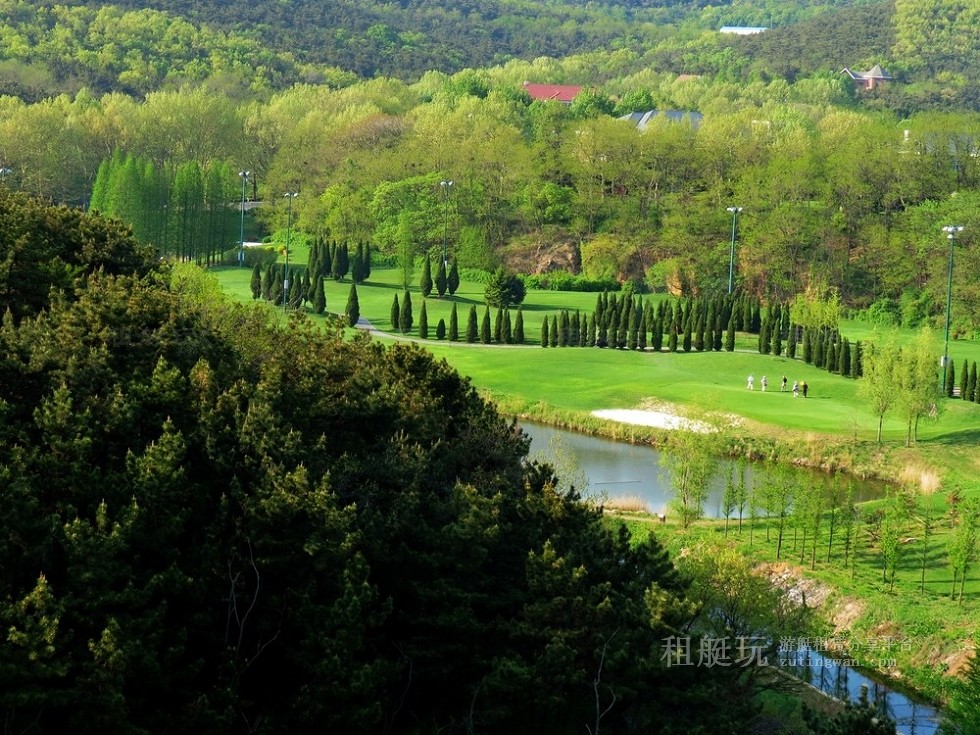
[514,307,524,345]
[480,306,491,344]
[420,255,433,297]
[540,315,549,348]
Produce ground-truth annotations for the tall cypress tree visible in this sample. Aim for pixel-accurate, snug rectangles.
[313,275,326,315]
[587,312,597,348]
[960,359,970,400]
[466,305,478,343]
[435,258,448,297]
[514,307,524,344]
[968,361,978,402]
[851,341,862,378]
[494,307,504,343]
[549,315,559,347]
[345,283,360,326]
[503,309,512,344]
[447,259,460,296]
[480,306,491,344]
[288,275,303,310]
[725,314,736,352]
[420,256,433,297]
[558,310,569,347]
[262,263,274,301]
[436,318,446,340]
[400,291,413,333]
[390,293,400,331]
[419,300,429,339]
[540,315,549,347]
[449,303,459,341]
[250,263,262,300]
[788,325,798,359]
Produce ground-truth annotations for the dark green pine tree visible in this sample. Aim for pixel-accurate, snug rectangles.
[651,314,663,352]
[741,298,752,333]
[596,311,608,348]
[813,330,825,367]
[969,361,978,402]
[447,258,460,295]
[262,263,274,301]
[400,291,413,333]
[288,273,303,310]
[617,298,630,349]
[494,307,504,343]
[390,293,400,331]
[667,318,678,352]
[481,306,492,344]
[693,305,705,352]
[312,275,326,315]
[419,300,429,339]
[420,255,433,297]
[802,329,812,363]
[788,325,798,359]
[628,304,639,350]
[540,315,549,347]
[586,312,597,347]
[682,311,693,352]
[594,293,605,327]
[946,358,956,398]
[435,258,448,297]
[773,322,783,356]
[725,314,736,352]
[502,309,512,344]
[638,309,647,351]
[466,305,478,343]
[549,314,559,347]
[514,307,524,344]
[960,359,970,400]
[436,318,446,340]
[345,282,360,326]
[851,341,862,378]
[250,263,262,299]
[449,303,459,341]
[750,300,762,333]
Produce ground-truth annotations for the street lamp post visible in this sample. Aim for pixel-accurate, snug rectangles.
[283,192,298,311]
[726,206,743,295]
[440,179,454,268]
[941,225,963,393]
[238,171,250,267]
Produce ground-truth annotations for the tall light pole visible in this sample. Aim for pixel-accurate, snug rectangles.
[238,171,250,267]
[726,206,742,295]
[283,192,298,311]
[941,224,963,393]
[440,179,454,268]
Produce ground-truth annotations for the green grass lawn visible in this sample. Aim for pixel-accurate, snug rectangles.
[211,264,980,491]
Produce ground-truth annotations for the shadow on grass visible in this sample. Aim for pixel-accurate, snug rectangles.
[920,427,980,447]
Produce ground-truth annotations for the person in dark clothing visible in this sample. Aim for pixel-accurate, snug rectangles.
[802,381,808,398]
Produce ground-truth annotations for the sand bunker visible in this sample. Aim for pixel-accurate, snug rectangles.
[591,408,714,433]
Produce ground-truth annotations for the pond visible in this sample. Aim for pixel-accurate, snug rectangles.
[520,421,887,518]
[520,421,941,734]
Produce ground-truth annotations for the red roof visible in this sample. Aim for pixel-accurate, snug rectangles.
[522,82,583,104]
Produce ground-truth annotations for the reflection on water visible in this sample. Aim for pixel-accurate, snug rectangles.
[520,422,885,518]
[520,421,939,734]
[780,644,940,734]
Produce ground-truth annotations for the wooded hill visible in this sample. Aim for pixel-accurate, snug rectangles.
[7,0,978,111]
